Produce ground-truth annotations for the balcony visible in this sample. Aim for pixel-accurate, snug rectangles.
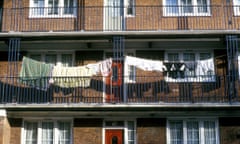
[0,75,238,104]
[0,5,240,32]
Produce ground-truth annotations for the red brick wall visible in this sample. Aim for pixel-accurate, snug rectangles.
[2,0,239,31]
[219,117,240,144]
[73,118,103,144]
[9,118,22,144]
[137,118,166,144]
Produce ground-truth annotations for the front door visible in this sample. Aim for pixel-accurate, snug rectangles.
[105,129,124,144]
[104,0,124,31]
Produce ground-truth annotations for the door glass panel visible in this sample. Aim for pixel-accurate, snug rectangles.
[112,136,118,144]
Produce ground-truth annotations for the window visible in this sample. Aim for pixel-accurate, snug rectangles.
[29,52,74,67]
[127,121,136,144]
[30,0,76,17]
[164,51,215,82]
[163,0,210,16]
[167,118,219,144]
[233,0,240,16]
[23,120,72,144]
[126,0,135,16]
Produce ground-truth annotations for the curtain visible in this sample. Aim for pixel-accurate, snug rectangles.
[24,122,38,144]
[169,121,183,144]
[58,122,71,144]
[42,122,54,144]
[187,121,199,144]
[204,121,216,144]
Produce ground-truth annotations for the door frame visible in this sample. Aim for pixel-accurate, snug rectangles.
[105,129,124,144]
[102,119,137,144]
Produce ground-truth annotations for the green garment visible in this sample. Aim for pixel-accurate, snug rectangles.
[19,56,53,91]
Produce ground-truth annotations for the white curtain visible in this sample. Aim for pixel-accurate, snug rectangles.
[204,121,216,144]
[58,122,71,144]
[24,122,38,144]
[42,122,54,144]
[169,121,183,144]
[187,121,199,144]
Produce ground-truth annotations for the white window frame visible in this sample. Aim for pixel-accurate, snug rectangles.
[164,50,215,82]
[233,0,240,16]
[166,118,219,144]
[163,0,211,16]
[21,118,73,144]
[28,51,75,67]
[29,0,77,18]
[103,119,137,144]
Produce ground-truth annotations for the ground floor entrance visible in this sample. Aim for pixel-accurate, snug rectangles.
[105,129,124,144]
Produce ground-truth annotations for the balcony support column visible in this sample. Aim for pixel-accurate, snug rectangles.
[111,36,125,102]
[7,38,21,79]
[226,35,239,103]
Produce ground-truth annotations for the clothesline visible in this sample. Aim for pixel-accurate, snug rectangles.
[19,55,215,90]
[19,56,113,90]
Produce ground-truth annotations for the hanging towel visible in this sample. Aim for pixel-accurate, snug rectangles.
[196,59,215,76]
[125,56,165,72]
[86,58,112,77]
[52,65,96,88]
[19,56,53,91]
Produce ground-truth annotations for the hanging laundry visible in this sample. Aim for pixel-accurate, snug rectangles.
[86,58,112,77]
[52,65,96,88]
[163,62,185,78]
[196,59,215,76]
[125,56,166,72]
[99,58,112,76]
[19,56,54,91]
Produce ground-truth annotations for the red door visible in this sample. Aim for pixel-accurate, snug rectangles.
[105,61,122,102]
[105,129,123,144]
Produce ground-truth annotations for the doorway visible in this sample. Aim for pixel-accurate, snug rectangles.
[105,129,124,144]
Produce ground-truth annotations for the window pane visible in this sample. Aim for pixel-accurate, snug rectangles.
[105,121,124,127]
[183,53,195,61]
[32,0,44,15]
[64,0,74,14]
[61,54,73,67]
[187,121,199,144]
[58,121,71,144]
[127,0,135,15]
[24,122,38,144]
[197,0,208,13]
[180,0,193,13]
[184,53,196,77]
[48,0,59,15]
[30,54,42,61]
[42,122,54,144]
[45,54,57,65]
[169,121,183,144]
[128,121,135,140]
[204,121,216,144]
[168,53,179,62]
[166,0,179,14]
[200,53,211,60]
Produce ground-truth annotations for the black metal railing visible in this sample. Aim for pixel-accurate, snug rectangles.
[0,5,240,32]
[0,75,238,104]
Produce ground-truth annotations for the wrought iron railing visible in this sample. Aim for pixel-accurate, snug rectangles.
[0,75,238,104]
[0,5,240,32]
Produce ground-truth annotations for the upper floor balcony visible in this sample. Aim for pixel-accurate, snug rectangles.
[0,4,240,33]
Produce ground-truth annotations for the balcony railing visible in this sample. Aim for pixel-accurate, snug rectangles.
[0,75,238,104]
[0,5,240,32]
